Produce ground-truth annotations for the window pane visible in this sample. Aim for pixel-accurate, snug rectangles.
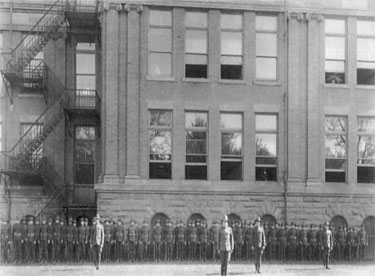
[256,33,277,56]
[221,161,242,180]
[149,130,172,156]
[256,167,277,181]
[221,56,242,65]
[325,37,345,60]
[256,157,277,165]
[326,171,345,182]
[325,60,345,72]
[256,57,277,80]
[149,110,172,127]
[325,159,346,170]
[149,10,171,26]
[325,117,346,132]
[221,14,242,30]
[256,134,276,156]
[221,114,242,129]
[357,20,375,36]
[76,53,95,74]
[75,141,95,162]
[256,16,277,32]
[185,165,207,180]
[326,72,345,84]
[357,67,375,85]
[186,54,207,65]
[357,136,375,159]
[186,140,206,154]
[75,126,95,140]
[256,115,277,131]
[186,30,207,54]
[325,135,346,158]
[357,167,375,183]
[221,32,242,55]
[150,163,171,179]
[77,75,96,90]
[186,12,207,28]
[75,164,94,184]
[149,28,172,52]
[357,38,375,61]
[325,19,345,34]
[358,117,375,133]
[222,133,242,155]
[357,62,375,69]
[148,53,172,77]
[186,155,207,163]
[185,112,207,128]
[185,64,207,78]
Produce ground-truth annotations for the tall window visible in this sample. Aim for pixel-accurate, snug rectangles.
[149,110,172,179]
[221,13,243,80]
[75,126,95,184]
[325,19,346,84]
[357,117,375,183]
[148,10,172,78]
[185,11,208,79]
[256,15,278,80]
[185,112,208,180]
[357,20,375,85]
[325,116,347,183]
[255,114,277,181]
[221,113,242,180]
[76,42,96,90]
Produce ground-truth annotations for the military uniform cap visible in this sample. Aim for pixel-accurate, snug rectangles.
[68,217,73,222]
[254,217,261,223]
[55,216,60,220]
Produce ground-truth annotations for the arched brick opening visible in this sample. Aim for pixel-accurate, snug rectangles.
[151,212,169,227]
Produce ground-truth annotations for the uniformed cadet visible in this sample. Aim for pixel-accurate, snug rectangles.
[198,220,208,261]
[92,214,104,270]
[40,218,48,263]
[53,216,61,263]
[78,218,86,262]
[267,223,277,262]
[287,223,297,262]
[357,224,368,261]
[188,220,197,261]
[88,218,95,263]
[26,217,35,263]
[347,226,356,262]
[263,222,269,261]
[253,217,266,274]
[278,223,287,262]
[274,223,280,260]
[152,220,163,262]
[322,221,333,269]
[244,221,253,261]
[1,220,11,263]
[34,219,41,262]
[307,224,317,262]
[72,219,79,262]
[60,219,68,263]
[127,219,138,262]
[114,219,125,262]
[46,218,54,262]
[163,220,174,261]
[103,220,112,262]
[210,220,219,261]
[66,217,74,262]
[234,220,244,261]
[139,219,150,262]
[176,220,186,261]
[317,224,323,262]
[20,216,27,263]
[299,224,308,262]
[218,215,234,276]
[13,218,23,264]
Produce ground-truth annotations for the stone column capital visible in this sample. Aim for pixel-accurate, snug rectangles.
[287,12,304,22]
[102,2,122,12]
[306,13,323,22]
[123,3,143,13]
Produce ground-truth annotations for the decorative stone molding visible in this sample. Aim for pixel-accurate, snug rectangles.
[126,3,143,13]
[102,2,121,11]
[306,13,323,22]
[287,12,304,22]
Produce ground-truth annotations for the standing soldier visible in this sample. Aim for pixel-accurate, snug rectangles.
[152,220,163,262]
[307,224,317,262]
[278,223,287,262]
[337,225,346,262]
[127,219,138,262]
[263,222,269,262]
[357,224,368,261]
[40,218,48,263]
[1,220,11,263]
[92,214,104,270]
[317,224,323,262]
[66,217,74,263]
[139,219,150,262]
[34,219,41,262]
[268,223,277,262]
[300,224,308,262]
[13,218,23,264]
[78,218,86,262]
[61,219,68,263]
[234,221,244,261]
[164,220,174,261]
[72,219,79,262]
[20,217,27,263]
[218,215,234,276]
[103,220,112,262]
[287,223,297,262]
[26,217,36,263]
[252,217,266,274]
[210,220,220,261]
[53,216,61,263]
[199,220,209,262]
[114,219,125,262]
[176,220,186,261]
[188,220,198,261]
[244,221,253,261]
[46,218,54,262]
[347,226,355,262]
[322,221,333,269]
[186,221,192,261]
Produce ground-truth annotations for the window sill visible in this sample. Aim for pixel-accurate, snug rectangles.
[253,80,281,86]
[355,85,375,90]
[146,76,175,82]
[323,83,350,89]
[18,93,45,98]
[218,79,246,85]
[182,77,210,83]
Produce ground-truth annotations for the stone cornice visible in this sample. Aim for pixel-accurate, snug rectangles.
[306,13,323,22]
[287,12,304,22]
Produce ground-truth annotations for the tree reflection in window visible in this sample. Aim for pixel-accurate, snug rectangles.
[357,117,375,183]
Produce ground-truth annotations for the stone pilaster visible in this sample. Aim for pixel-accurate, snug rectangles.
[306,13,323,185]
[287,12,304,184]
[125,4,142,179]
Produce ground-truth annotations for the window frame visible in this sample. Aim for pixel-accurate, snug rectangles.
[357,116,375,184]
[75,41,96,91]
[356,19,375,86]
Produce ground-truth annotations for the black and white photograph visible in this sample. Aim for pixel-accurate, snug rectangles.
[0,0,374,275]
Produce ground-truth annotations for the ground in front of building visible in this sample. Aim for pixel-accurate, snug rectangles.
[0,262,374,276]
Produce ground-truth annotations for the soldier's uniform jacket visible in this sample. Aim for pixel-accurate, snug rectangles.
[244,227,253,246]
[176,225,186,243]
[337,229,346,246]
[298,229,308,245]
[164,225,174,243]
[40,223,48,242]
[322,229,333,249]
[53,223,61,243]
[61,224,68,243]
[347,230,355,246]
[114,224,125,243]
[153,225,163,243]
[317,228,323,246]
[34,223,41,242]
[13,222,22,241]
[67,224,74,243]
[209,225,219,245]
[89,224,95,244]
[288,228,297,246]
[218,225,234,251]
[104,224,113,243]
[188,225,197,243]
[253,226,266,249]
[357,229,368,246]
[307,228,317,245]
[78,225,86,243]
[139,225,150,243]
[1,223,11,243]
[198,226,208,243]
[47,224,54,242]
[268,227,277,245]
[21,222,27,242]
[92,222,104,248]
[72,225,79,244]
[26,223,35,242]
[128,225,138,242]
[233,225,244,244]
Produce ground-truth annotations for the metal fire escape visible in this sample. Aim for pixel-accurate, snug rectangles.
[0,0,100,219]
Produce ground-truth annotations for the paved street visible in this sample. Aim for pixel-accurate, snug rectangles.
[1,262,374,276]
